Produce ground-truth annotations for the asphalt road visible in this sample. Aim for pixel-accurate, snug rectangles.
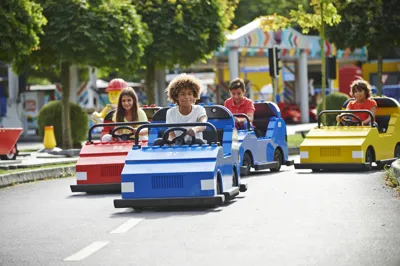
[1,157,400,266]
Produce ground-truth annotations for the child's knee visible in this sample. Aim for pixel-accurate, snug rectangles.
[101,134,113,142]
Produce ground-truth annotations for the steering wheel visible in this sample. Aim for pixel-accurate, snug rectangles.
[111,126,136,141]
[338,113,362,126]
[162,127,196,145]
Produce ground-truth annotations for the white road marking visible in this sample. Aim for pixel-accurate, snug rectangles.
[110,218,144,234]
[63,241,109,261]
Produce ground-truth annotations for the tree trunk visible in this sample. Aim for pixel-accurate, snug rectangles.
[145,62,156,105]
[60,62,73,149]
[377,53,383,96]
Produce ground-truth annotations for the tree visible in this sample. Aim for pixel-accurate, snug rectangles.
[325,0,400,95]
[232,0,309,29]
[13,0,150,149]
[260,0,341,116]
[0,0,47,63]
[132,0,238,104]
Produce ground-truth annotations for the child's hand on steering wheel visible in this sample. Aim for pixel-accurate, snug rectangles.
[187,127,197,136]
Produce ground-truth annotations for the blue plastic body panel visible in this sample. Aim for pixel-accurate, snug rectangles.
[238,101,290,168]
[119,104,241,203]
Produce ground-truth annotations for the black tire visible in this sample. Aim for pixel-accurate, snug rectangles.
[271,149,282,172]
[311,168,321,173]
[365,147,374,171]
[216,175,222,195]
[232,167,238,187]
[242,152,252,176]
[395,143,400,158]
[0,145,17,160]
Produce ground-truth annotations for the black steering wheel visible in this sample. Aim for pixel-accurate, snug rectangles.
[338,113,362,126]
[162,127,196,145]
[111,126,136,141]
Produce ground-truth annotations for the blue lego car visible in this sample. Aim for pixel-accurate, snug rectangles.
[234,101,294,176]
[113,105,248,209]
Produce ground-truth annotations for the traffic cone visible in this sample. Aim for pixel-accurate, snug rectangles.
[43,126,57,149]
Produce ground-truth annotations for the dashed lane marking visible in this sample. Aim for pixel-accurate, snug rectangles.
[63,241,110,261]
[110,218,144,234]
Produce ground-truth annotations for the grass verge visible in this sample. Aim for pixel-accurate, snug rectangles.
[383,165,400,194]
[288,134,304,148]
[0,162,76,175]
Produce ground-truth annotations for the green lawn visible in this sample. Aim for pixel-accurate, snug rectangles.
[288,134,305,148]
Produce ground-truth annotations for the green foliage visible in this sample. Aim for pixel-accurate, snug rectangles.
[0,0,47,63]
[317,92,349,126]
[325,0,400,95]
[133,0,238,104]
[260,0,341,34]
[38,101,89,147]
[133,0,237,68]
[290,0,341,34]
[13,0,151,73]
[232,0,309,28]
[325,0,400,53]
[384,164,399,188]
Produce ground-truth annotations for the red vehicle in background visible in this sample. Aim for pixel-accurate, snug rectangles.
[71,105,160,194]
[339,66,363,96]
[0,128,22,160]
[277,103,317,124]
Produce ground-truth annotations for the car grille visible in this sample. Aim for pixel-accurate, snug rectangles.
[320,147,341,157]
[152,175,184,189]
[101,165,123,177]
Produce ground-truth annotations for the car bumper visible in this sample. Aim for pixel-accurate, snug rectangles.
[114,195,225,208]
[70,183,120,193]
[294,162,371,171]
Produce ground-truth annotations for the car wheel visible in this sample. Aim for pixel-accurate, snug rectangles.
[216,175,222,195]
[365,147,374,171]
[232,167,238,187]
[242,152,252,176]
[395,143,400,158]
[0,145,17,160]
[271,149,282,172]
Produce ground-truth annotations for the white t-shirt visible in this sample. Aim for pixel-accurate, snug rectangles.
[166,105,207,141]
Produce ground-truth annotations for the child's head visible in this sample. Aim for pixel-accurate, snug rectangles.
[166,74,201,106]
[228,78,246,104]
[116,87,139,122]
[350,78,371,100]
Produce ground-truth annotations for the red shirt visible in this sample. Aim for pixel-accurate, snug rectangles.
[347,98,377,121]
[224,97,255,114]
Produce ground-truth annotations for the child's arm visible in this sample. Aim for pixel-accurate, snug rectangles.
[168,131,176,141]
[336,106,351,122]
[137,109,148,136]
[187,115,207,136]
[361,106,376,125]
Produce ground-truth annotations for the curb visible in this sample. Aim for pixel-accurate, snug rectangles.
[0,165,76,188]
[390,159,400,182]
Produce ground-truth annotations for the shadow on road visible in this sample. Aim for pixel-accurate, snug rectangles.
[295,169,383,175]
[109,199,239,219]
[66,192,120,199]
[241,168,291,179]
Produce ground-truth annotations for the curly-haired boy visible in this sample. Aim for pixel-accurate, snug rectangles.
[154,74,208,145]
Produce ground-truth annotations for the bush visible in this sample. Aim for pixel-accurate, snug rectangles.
[317,92,350,126]
[38,100,89,148]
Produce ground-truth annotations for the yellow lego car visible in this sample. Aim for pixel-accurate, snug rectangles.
[294,97,400,172]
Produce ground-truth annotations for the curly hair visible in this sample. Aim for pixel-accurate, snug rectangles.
[349,78,372,99]
[166,74,201,104]
[115,87,139,122]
